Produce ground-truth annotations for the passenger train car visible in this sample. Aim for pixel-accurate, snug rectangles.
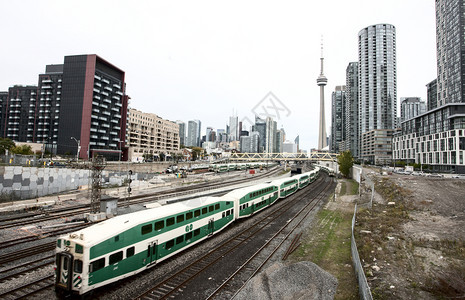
[55,166,320,296]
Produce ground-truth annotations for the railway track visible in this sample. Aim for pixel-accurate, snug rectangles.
[0,274,54,299]
[208,179,335,299]
[0,167,280,230]
[134,174,333,299]
[0,241,56,266]
[0,255,54,283]
[0,222,88,250]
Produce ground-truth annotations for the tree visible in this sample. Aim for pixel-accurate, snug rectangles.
[191,147,203,161]
[11,145,33,155]
[0,138,15,155]
[337,150,354,178]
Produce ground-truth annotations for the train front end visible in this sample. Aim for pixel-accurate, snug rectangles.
[55,234,87,296]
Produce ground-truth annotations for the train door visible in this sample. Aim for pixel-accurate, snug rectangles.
[207,218,214,235]
[147,240,158,265]
[55,252,73,291]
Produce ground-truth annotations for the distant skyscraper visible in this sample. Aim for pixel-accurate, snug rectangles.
[176,120,186,146]
[331,86,346,153]
[187,120,201,147]
[345,62,359,158]
[274,129,283,153]
[317,41,328,150]
[240,131,259,153]
[400,97,426,122]
[436,0,465,107]
[206,127,213,142]
[252,116,266,152]
[265,117,277,153]
[294,135,299,152]
[229,115,239,141]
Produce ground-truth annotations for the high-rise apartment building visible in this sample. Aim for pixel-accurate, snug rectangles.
[436,0,465,107]
[358,24,397,163]
[240,131,259,153]
[229,115,239,141]
[393,1,465,173]
[400,97,426,122]
[345,62,359,158]
[0,55,129,160]
[426,79,438,111]
[187,119,201,147]
[331,86,346,153]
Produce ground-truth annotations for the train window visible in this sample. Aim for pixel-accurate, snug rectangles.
[226,210,230,216]
[226,201,230,206]
[186,232,193,240]
[74,259,83,273]
[209,205,214,212]
[166,240,174,249]
[90,258,105,273]
[155,220,164,231]
[202,207,207,214]
[194,210,200,217]
[215,204,220,210]
[57,239,61,248]
[109,251,123,265]
[186,212,193,220]
[141,224,152,235]
[194,228,200,236]
[222,212,225,218]
[176,236,184,244]
[177,214,184,223]
[63,257,68,270]
[75,243,83,254]
[126,246,135,258]
[166,217,175,226]
[114,235,119,242]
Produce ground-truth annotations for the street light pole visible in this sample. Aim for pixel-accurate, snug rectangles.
[71,137,80,162]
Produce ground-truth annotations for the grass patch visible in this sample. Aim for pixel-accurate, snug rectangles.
[339,182,347,196]
[349,180,359,195]
[291,208,358,300]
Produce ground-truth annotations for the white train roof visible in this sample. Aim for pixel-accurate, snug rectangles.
[220,182,277,201]
[270,176,298,186]
[62,196,221,247]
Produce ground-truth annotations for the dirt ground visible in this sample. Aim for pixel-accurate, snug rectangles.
[356,171,465,299]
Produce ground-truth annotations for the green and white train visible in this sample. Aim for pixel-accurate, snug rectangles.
[55,167,320,296]
[209,162,275,173]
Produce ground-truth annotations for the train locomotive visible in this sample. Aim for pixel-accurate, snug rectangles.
[55,167,320,296]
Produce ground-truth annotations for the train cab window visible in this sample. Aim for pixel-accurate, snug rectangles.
[57,239,61,248]
[176,236,184,244]
[215,204,220,210]
[126,246,135,258]
[74,259,83,273]
[109,251,123,265]
[166,240,174,249]
[141,224,152,235]
[177,214,184,223]
[194,209,201,217]
[186,232,193,240]
[209,205,214,212]
[193,228,200,236]
[186,212,193,220]
[202,207,207,214]
[90,258,105,273]
[155,220,164,231]
[166,217,175,227]
[63,257,68,270]
[75,243,83,254]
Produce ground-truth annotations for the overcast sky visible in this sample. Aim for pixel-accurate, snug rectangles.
[1,0,436,151]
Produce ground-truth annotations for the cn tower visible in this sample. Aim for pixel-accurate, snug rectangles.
[317,41,328,150]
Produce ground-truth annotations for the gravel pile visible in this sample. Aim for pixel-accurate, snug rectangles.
[235,261,337,300]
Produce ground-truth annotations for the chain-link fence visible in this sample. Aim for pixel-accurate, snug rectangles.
[351,204,373,300]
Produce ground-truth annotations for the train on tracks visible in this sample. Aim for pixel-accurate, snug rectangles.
[54,166,323,296]
[209,162,276,173]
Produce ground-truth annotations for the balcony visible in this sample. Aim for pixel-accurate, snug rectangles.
[89,141,96,146]
[103,111,110,116]
[103,99,111,104]
[98,129,106,133]
[94,95,101,100]
[115,102,122,107]
[97,142,106,146]
[94,82,102,87]
[104,86,112,92]
[94,74,101,80]
[91,121,99,126]
[116,91,123,96]
[110,131,118,135]
[92,101,99,106]
[42,79,52,84]
[101,91,109,97]
[113,84,121,89]
[29,110,34,114]
[92,108,100,113]
[102,78,110,84]
[93,88,100,93]
[90,135,98,139]
[111,107,120,112]
[102,123,110,128]
[100,104,108,109]
[90,128,97,132]
[112,95,120,100]
[98,116,107,121]
[101,136,109,140]
[42,85,52,89]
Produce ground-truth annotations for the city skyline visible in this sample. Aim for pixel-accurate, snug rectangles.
[0,1,436,151]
